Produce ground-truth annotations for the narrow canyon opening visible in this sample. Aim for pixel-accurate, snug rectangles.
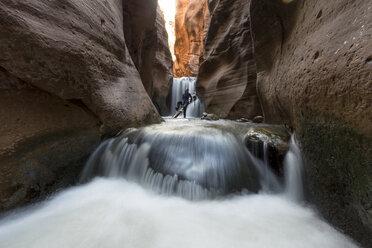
[158,0,262,120]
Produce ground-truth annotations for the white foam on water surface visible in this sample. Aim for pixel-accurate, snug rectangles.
[0,179,358,248]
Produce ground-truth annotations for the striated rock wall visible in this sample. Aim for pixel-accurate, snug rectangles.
[0,0,162,211]
[123,0,157,95]
[0,67,101,211]
[192,0,371,244]
[152,7,174,115]
[250,0,372,246]
[196,0,262,119]
[0,0,161,133]
[123,2,173,114]
[174,0,210,77]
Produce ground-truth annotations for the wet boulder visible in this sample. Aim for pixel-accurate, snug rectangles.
[244,126,290,176]
[236,118,251,123]
[201,112,219,121]
[252,116,264,123]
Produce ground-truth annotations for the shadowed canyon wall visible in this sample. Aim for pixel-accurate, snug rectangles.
[0,0,168,211]
[123,0,157,97]
[178,0,371,245]
[196,0,262,119]
[249,0,372,246]
[123,1,173,115]
[173,0,210,77]
[152,7,174,115]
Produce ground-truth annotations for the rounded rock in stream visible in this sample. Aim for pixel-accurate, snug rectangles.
[244,126,290,177]
[81,120,261,200]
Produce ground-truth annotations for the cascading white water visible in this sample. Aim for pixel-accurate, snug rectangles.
[170,77,204,117]
[284,135,304,202]
[80,120,261,200]
[0,120,359,248]
[0,178,358,248]
[246,141,283,193]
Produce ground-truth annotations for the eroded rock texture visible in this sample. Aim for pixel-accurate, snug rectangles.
[152,7,174,115]
[123,2,173,115]
[0,67,100,211]
[123,0,157,96]
[174,0,210,77]
[250,0,372,246]
[196,0,262,119]
[0,0,161,211]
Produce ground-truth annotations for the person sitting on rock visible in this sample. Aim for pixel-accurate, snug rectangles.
[182,88,192,118]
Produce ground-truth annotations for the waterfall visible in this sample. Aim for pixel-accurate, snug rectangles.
[0,120,359,248]
[246,141,283,193]
[81,120,261,200]
[284,135,304,202]
[245,134,304,200]
[170,77,204,117]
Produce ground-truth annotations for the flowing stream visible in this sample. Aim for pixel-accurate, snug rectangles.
[0,120,359,248]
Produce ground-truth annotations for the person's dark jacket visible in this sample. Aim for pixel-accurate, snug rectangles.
[182,93,192,106]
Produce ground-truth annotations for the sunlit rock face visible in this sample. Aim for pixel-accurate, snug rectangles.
[196,0,262,119]
[250,0,372,246]
[174,0,210,77]
[0,0,162,211]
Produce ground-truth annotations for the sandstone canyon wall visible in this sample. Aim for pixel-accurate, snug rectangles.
[0,0,163,211]
[123,1,173,115]
[249,0,372,246]
[189,0,371,245]
[174,0,210,77]
[123,0,157,96]
[152,7,174,115]
[196,0,262,119]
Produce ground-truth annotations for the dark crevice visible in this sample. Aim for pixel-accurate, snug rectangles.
[365,56,372,66]
[313,51,320,60]
[316,10,322,19]
[346,57,353,67]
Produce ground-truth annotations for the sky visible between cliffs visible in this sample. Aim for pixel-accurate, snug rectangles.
[158,0,176,60]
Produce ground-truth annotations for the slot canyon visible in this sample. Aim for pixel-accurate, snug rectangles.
[0,0,371,247]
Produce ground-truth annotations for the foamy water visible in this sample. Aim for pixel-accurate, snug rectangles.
[0,120,360,248]
[0,179,358,248]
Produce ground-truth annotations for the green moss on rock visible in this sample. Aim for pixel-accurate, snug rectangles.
[298,113,372,247]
